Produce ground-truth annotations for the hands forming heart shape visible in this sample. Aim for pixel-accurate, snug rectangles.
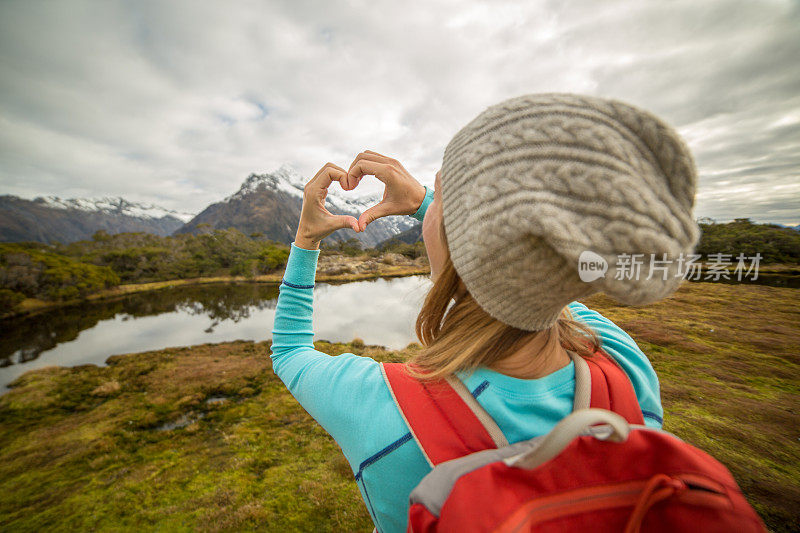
[294,150,428,250]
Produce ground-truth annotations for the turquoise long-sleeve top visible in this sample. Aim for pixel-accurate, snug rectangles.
[269,186,663,533]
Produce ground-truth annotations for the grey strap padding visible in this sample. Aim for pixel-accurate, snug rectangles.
[569,350,591,412]
[445,375,509,448]
[410,437,543,517]
[410,422,673,518]
[505,408,630,469]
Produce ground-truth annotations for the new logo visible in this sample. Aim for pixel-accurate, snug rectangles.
[578,251,608,282]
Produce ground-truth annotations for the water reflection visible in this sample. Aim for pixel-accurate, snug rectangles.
[0,276,432,391]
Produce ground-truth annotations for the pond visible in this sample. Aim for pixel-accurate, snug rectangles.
[2,271,796,393]
[0,275,432,393]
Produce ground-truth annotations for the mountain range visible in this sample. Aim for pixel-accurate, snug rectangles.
[0,196,191,243]
[0,165,418,247]
[3,168,798,247]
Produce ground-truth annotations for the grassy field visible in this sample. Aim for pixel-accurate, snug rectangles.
[0,281,797,531]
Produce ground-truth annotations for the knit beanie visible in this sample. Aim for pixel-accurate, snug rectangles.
[440,93,700,331]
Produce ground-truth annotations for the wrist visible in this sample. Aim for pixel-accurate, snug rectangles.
[294,227,321,250]
[411,185,434,222]
[410,183,427,213]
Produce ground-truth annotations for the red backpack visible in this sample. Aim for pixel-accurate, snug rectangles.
[380,351,766,532]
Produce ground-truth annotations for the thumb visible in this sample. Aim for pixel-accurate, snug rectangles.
[331,214,360,233]
[358,203,392,232]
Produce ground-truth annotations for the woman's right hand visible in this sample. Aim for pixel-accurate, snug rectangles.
[344,150,427,232]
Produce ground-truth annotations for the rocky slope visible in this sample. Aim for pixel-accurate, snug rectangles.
[0,195,191,243]
[376,223,423,247]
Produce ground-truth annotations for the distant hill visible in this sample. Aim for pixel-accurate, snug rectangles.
[175,165,417,247]
[0,195,191,244]
[697,218,800,263]
[377,222,422,248]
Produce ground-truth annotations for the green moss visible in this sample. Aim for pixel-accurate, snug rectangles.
[0,340,373,531]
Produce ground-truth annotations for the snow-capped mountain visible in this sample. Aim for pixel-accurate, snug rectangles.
[0,195,191,243]
[226,164,381,213]
[177,165,418,247]
[40,196,195,223]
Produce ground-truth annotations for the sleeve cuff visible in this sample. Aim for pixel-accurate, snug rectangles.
[411,185,435,222]
[283,242,320,287]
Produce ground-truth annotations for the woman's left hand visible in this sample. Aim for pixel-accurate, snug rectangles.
[295,163,361,250]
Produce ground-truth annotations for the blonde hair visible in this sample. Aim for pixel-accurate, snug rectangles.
[410,219,600,380]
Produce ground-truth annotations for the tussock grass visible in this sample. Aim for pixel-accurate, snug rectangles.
[0,282,797,531]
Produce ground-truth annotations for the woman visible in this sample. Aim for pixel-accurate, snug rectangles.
[270,93,699,532]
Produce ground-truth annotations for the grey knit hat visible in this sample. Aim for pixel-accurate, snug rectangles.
[441,93,700,331]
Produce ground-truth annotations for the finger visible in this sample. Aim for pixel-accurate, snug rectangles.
[308,163,348,192]
[347,159,396,188]
[345,151,397,190]
[349,150,394,170]
[364,151,404,172]
[340,171,358,191]
[331,214,360,233]
[358,202,394,232]
[363,150,395,161]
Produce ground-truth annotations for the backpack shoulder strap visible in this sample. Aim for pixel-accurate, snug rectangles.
[380,362,507,466]
[578,349,645,425]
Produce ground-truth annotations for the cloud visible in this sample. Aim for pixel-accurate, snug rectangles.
[0,0,797,224]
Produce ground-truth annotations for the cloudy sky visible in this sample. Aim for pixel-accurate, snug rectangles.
[0,0,797,224]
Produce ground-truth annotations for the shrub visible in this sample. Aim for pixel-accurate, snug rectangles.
[53,229,291,283]
[259,247,290,271]
[696,218,800,264]
[321,238,364,257]
[0,243,119,302]
[0,288,25,314]
[379,239,426,259]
